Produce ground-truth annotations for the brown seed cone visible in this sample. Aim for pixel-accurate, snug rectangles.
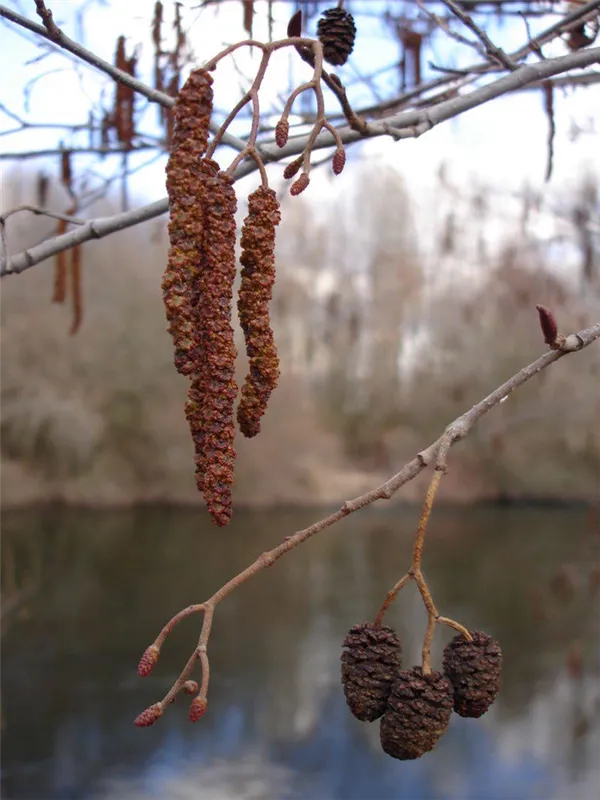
[184,159,238,527]
[317,8,357,67]
[442,631,502,718]
[341,622,402,722]
[237,187,281,438]
[380,667,453,760]
[163,68,213,377]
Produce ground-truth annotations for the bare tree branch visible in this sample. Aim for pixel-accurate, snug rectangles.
[3,43,598,276]
[0,3,248,152]
[0,198,168,275]
[134,319,600,720]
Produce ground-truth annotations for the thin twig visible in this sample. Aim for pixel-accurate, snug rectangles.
[0,4,247,152]
[441,0,518,70]
[34,0,59,40]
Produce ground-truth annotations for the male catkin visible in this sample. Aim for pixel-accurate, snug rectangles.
[237,186,281,438]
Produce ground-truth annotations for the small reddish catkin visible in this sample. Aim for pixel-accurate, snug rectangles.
[185,159,238,527]
[275,119,289,148]
[163,68,214,378]
[283,156,303,180]
[237,187,281,438]
[332,146,346,175]
[290,173,310,196]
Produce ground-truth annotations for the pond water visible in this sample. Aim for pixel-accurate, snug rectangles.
[1,505,599,800]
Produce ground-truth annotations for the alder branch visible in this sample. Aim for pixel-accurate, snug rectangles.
[440,0,518,70]
[0,3,247,153]
[3,41,598,277]
[135,319,600,724]
[0,199,168,275]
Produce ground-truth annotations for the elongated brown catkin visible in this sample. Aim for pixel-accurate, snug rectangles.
[186,159,238,526]
[53,218,68,304]
[163,69,213,377]
[237,186,281,438]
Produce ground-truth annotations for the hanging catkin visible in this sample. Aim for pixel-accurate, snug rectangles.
[164,69,239,526]
[186,159,238,526]
[163,69,213,377]
[237,186,281,438]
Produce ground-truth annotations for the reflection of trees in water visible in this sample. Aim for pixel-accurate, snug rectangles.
[1,517,42,633]
[1,506,598,799]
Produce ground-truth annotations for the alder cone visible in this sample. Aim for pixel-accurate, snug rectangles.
[341,622,402,722]
[442,631,502,718]
[317,8,356,66]
[380,667,453,760]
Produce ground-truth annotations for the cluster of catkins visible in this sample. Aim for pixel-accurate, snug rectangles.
[163,68,281,526]
[341,623,502,760]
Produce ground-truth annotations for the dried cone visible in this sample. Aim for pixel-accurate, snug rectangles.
[317,7,357,67]
[237,187,281,438]
[341,622,402,722]
[442,631,502,718]
[380,667,453,760]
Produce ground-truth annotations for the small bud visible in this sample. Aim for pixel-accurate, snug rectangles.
[134,703,163,727]
[290,173,310,196]
[137,644,160,677]
[283,156,303,180]
[287,9,302,38]
[189,696,208,723]
[275,119,289,148]
[332,147,346,175]
[183,680,200,696]
[536,304,558,345]
[329,73,343,89]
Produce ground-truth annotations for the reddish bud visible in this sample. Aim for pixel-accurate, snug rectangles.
[290,173,310,196]
[287,9,302,38]
[275,119,289,148]
[189,696,208,723]
[134,703,163,727]
[329,73,343,89]
[137,644,160,677]
[536,304,558,345]
[332,147,346,175]
[183,680,200,696]
[283,156,303,180]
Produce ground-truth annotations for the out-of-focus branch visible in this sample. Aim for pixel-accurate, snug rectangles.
[134,318,600,723]
[3,44,598,276]
[0,205,86,225]
[0,145,157,160]
[440,0,517,69]
[0,3,247,152]
[1,199,168,275]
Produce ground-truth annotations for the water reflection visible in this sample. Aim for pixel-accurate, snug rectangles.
[1,505,599,799]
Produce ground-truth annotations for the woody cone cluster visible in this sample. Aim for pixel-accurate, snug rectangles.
[341,622,502,760]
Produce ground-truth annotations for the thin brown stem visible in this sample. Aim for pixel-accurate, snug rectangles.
[413,569,438,675]
[373,573,411,626]
[34,0,60,40]
[437,616,472,640]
